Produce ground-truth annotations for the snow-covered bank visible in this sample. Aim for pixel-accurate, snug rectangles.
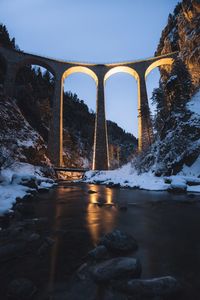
[0,162,56,215]
[84,162,200,193]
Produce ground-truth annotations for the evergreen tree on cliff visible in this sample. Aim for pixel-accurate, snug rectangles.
[0,24,17,49]
[151,84,166,135]
[164,58,193,112]
[152,58,193,140]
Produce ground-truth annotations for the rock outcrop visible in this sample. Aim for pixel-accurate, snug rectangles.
[0,95,50,169]
[156,0,200,89]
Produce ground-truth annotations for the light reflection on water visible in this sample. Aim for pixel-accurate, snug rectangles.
[86,185,118,245]
[48,199,62,296]
[34,183,200,300]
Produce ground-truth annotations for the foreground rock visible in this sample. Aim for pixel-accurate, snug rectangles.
[112,276,180,297]
[88,245,109,261]
[11,174,38,189]
[0,242,27,262]
[7,278,37,300]
[167,177,187,194]
[91,257,141,282]
[99,229,138,253]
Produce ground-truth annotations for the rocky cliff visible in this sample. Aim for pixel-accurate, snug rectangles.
[137,0,200,176]
[0,95,50,169]
[156,0,200,89]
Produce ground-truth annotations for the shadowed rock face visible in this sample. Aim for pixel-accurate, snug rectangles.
[156,0,200,89]
[0,95,50,168]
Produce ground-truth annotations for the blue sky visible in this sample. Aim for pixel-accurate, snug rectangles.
[0,0,179,136]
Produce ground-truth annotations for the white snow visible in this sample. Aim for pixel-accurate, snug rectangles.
[167,176,187,192]
[17,139,35,148]
[85,163,169,191]
[187,90,200,116]
[85,162,200,193]
[0,184,30,215]
[0,162,55,215]
[179,155,200,177]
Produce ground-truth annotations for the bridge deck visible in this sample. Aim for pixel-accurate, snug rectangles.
[54,167,90,173]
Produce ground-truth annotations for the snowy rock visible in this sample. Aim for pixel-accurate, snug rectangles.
[99,229,138,254]
[11,174,38,189]
[91,257,141,283]
[112,276,180,297]
[168,177,187,193]
[7,278,37,300]
[88,245,109,261]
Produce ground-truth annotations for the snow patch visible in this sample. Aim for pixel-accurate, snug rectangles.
[187,90,200,116]
[85,163,169,191]
[0,162,55,215]
[85,162,200,194]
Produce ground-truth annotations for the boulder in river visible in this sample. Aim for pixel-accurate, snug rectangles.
[167,177,187,194]
[99,229,138,254]
[88,245,109,261]
[91,257,141,283]
[111,276,180,298]
[0,242,27,262]
[7,278,37,299]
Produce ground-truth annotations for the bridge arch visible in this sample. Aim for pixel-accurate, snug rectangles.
[63,66,98,85]
[15,57,56,78]
[104,66,139,82]
[145,57,174,77]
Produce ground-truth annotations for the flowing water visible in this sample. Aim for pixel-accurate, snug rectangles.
[1,182,200,299]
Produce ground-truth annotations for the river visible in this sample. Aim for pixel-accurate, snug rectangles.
[1,182,200,299]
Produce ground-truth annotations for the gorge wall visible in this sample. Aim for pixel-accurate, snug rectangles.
[156,0,200,89]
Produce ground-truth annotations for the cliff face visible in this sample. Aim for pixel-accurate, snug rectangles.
[156,0,200,89]
[0,95,50,169]
[136,0,200,176]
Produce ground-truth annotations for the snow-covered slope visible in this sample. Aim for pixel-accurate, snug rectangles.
[0,96,55,215]
[136,89,200,176]
[85,90,200,192]
[0,162,55,215]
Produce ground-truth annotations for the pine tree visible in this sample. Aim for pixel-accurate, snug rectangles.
[0,24,16,49]
[151,85,166,135]
[164,58,193,112]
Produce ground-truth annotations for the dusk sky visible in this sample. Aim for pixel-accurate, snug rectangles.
[0,0,179,137]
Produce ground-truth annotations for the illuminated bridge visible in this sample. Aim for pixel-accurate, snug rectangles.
[0,46,178,170]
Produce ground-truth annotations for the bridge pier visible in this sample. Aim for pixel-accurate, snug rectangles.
[138,73,153,151]
[48,72,63,167]
[93,75,109,170]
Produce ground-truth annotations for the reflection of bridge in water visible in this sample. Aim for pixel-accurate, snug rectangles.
[0,46,178,170]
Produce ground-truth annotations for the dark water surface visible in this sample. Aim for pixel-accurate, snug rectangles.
[2,182,200,299]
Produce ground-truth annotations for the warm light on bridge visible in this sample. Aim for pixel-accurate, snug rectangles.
[104,66,139,82]
[145,57,174,77]
[63,66,98,85]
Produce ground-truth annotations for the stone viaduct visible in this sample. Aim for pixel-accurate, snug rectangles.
[0,46,177,170]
